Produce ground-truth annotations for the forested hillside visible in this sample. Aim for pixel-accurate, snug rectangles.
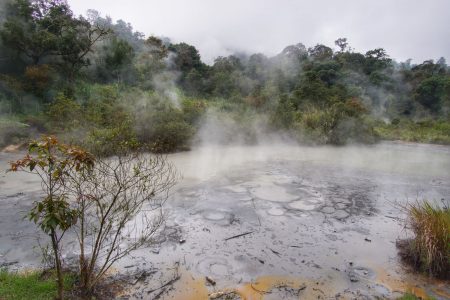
[1,0,449,154]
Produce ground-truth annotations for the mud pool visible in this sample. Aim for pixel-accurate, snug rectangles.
[1,142,449,299]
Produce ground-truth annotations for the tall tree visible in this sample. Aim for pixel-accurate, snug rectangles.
[0,0,110,80]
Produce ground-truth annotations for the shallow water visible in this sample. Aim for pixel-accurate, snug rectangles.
[1,142,449,299]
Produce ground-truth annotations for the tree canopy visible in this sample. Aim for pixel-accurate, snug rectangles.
[0,0,449,151]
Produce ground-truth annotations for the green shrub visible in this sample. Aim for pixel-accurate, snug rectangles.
[374,119,450,144]
[136,108,193,153]
[182,98,207,125]
[134,96,194,153]
[328,116,378,145]
[86,121,139,156]
[46,93,82,131]
[293,100,376,145]
[84,89,128,128]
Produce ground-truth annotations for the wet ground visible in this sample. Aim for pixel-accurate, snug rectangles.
[1,142,449,299]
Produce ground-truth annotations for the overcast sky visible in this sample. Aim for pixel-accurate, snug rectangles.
[68,0,450,64]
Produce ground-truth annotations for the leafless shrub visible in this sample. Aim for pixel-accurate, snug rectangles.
[69,152,178,292]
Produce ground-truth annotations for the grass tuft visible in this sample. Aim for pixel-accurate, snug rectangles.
[374,119,450,145]
[398,200,450,278]
[396,292,436,300]
[0,269,75,300]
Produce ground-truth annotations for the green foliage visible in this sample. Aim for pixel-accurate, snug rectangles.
[414,76,450,112]
[24,64,53,95]
[270,95,296,129]
[168,42,203,73]
[83,85,125,127]
[364,48,392,76]
[0,0,110,88]
[308,44,333,61]
[168,42,207,92]
[0,0,449,151]
[9,136,95,299]
[181,97,207,125]
[96,36,135,83]
[10,136,94,233]
[133,36,168,88]
[396,293,436,300]
[86,120,138,156]
[46,93,81,130]
[148,118,193,152]
[135,98,194,152]
[46,84,139,155]
[284,98,376,145]
[0,269,76,300]
[374,119,450,144]
[397,294,419,300]
[328,115,377,145]
[0,0,63,65]
[29,195,77,234]
[104,38,134,72]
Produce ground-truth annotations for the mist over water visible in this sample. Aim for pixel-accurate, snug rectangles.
[151,141,450,299]
[0,1,449,298]
[178,118,450,181]
[1,135,449,298]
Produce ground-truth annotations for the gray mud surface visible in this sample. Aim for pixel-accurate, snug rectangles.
[1,142,449,299]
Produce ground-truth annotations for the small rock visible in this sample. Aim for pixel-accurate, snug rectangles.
[364,238,371,242]
[349,271,359,282]
[179,239,186,244]
[206,276,216,286]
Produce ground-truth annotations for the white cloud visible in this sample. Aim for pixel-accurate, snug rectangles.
[69,0,450,64]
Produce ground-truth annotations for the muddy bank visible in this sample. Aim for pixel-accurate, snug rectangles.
[1,142,449,299]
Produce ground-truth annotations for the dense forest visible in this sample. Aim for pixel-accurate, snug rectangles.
[0,0,449,155]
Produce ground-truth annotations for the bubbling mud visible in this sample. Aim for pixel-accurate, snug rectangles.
[1,142,449,299]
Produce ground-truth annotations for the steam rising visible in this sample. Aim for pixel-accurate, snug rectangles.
[171,141,450,184]
[0,1,449,151]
